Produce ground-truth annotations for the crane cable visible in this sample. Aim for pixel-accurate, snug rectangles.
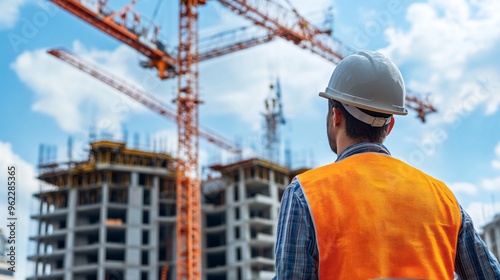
[151,0,163,22]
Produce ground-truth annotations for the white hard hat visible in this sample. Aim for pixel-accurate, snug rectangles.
[319,51,408,119]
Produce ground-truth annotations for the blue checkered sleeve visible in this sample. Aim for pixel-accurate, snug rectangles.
[273,179,319,280]
[455,207,500,279]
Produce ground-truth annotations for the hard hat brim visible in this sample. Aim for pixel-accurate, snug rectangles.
[319,88,408,116]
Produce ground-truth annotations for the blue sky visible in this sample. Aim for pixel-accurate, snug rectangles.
[1,0,500,278]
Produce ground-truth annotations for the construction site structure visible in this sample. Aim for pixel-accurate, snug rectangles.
[28,139,308,280]
[46,1,438,278]
[29,140,177,280]
[202,159,306,280]
[481,213,500,261]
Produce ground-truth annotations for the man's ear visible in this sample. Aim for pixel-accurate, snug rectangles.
[386,117,395,136]
[333,108,342,127]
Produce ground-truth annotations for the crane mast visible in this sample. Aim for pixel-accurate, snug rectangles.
[175,1,204,279]
[264,78,286,163]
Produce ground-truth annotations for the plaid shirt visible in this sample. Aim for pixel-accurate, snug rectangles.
[274,142,500,280]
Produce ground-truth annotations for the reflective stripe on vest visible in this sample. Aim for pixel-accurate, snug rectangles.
[298,153,461,280]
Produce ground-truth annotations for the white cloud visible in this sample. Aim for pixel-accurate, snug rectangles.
[379,0,500,117]
[481,176,500,191]
[0,141,38,280]
[449,182,478,195]
[492,142,500,170]
[10,41,153,136]
[0,0,27,29]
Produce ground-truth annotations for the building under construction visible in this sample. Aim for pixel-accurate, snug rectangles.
[482,214,500,261]
[28,140,305,280]
[29,141,177,280]
[202,159,305,280]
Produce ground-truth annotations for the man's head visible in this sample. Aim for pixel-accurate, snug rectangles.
[320,51,407,154]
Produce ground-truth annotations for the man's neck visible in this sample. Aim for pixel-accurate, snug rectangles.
[336,136,371,156]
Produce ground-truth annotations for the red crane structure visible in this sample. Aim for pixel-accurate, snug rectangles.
[48,1,436,279]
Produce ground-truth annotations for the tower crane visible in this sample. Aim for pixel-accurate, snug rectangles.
[263,78,286,163]
[47,1,437,279]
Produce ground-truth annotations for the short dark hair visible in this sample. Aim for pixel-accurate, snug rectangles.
[329,99,391,143]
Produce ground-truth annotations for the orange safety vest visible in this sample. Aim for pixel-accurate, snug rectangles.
[298,153,462,280]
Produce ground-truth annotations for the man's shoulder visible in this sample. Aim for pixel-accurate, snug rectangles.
[297,153,438,185]
[298,153,380,178]
[298,162,337,178]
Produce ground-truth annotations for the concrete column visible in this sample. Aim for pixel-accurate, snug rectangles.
[35,199,43,276]
[226,182,236,280]
[238,167,246,202]
[126,172,142,279]
[239,166,252,280]
[269,170,279,260]
[171,224,177,279]
[484,228,493,250]
[494,224,500,259]
[269,170,279,219]
[98,183,109,280]
[150,176,159,280]
[227,182,234,207]
[231,171,241,280]
[64,188,76,280]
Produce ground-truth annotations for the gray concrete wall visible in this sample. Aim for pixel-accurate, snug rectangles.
[64,189,76,279]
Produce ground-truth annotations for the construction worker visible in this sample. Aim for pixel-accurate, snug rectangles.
[273,51,500,280]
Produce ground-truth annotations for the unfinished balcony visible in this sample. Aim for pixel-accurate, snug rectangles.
[245,166,271,190]
[27,247,65,267]
[74,231,99,249]
[205,211,227,233]
[250,245,274,266]
[27,264,65,280]
[203,188,226,211]
[205,231,226,253]
[72,271,98,280]
[205,250,227,275]
[74,249,99,268]
[106,227,126,246]
[108,187,128,205]
[251,265,275,280]
[249,224,274,246]
[29,232,66,251]
[248,204,272,223]
[158,201,176,223]
[76,207,100,227]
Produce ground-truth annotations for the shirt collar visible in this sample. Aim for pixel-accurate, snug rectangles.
[336,142,391,162]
